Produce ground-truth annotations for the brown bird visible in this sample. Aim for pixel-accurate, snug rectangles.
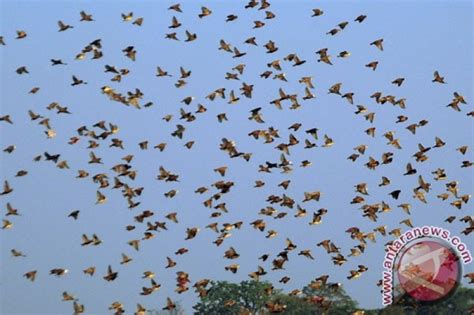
[214,166,228,177]
[303,191,321,202]
[254,21,265,28]
[62,291,75,301]
[432,71,446,83]
[404,163,417,175]
[198,6,212,18]
[16,30,27,39]
[133,17,144,26]
[168,4,182,12]
[298,249,314,260]
[185,30,197,42]
[244,37,258,46]
[312,9,324,17]
[165,32,179,40]
[328,83,342,95]
[80,11,94,21]
[11,249,26,257]
[464,273,474,284]
[226,14,238,22]
[233,47,246,58]
[168,16,181,28]
[121,12,133,21]
[224,247,240,259]
[1,180,13,195]
[58,20,73,31]
[24,270,37,281]
[103,265,118,281]
[365,61,378,71]
[166,257,177,268]
[185,227,200,240]
[370,38,384,51]
[392,77,405,86]
[29,87,40,94]
[264,40,278,53]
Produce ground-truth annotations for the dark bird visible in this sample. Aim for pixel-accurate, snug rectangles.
[355,15,367,23]
[68,210,80,220]
[57,20,73,31]
[103,265,118,281]
[71,75,87,86]
[370,38,384,51]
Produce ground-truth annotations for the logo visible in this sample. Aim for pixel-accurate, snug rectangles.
[381,226,472,306]
[396,240,460,302]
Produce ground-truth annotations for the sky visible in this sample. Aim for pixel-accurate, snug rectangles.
[1,0,473,314]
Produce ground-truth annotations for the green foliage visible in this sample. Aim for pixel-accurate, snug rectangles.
[193,280,275,314]
[146,302,184,315]
[269,294,318,314]
[373,286,474,314]
[193,279,474,315]
[193,280,360,315]
[302,284,359,314]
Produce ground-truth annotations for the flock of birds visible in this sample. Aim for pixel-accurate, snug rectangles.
[1,1,473,314]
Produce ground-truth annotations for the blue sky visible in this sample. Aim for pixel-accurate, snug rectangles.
[1,0,473,314]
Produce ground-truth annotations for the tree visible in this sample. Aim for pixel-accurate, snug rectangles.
[269,293,318,314]
[302,284,360,314]
[147,302,185,315]
[372,286,474,314]
[193,280,275,314]
[193,280,361,315]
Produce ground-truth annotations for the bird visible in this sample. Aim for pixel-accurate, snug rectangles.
[71,75,87,86]
[198,6,212,18]
[103,265,118,281]
[16,30,27,39]
[433,71,446,83]
[57,20,73,31]
[355,15,367,23]
[392,77,405,86]
[51,59,67,66]
[464,273,474,284]
[16,66,29,74]
[133,17,144,26]
[80,11,94,21]
[50,268,68,277]
[5,203,20,216]
[121,12,133,21]
[1,181,13,195]
[365,61,378,71]
[370,38,384,51]
[96,190,107,204]
[9,247,25,257]
[338,51,351,58]
[312,9,323,16]
[389,190,401,199]
[185,30,197,42]
[29,87,40,94]
[185,227,200,240]
[226,14,238,22]
[24,270,37,281]
[328,83,342,95]
[168,4,182,12]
